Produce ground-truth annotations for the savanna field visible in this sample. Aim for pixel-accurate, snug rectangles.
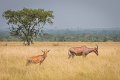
[0,42,120,80]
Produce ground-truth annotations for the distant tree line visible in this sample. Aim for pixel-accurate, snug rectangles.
[0,32,120,42]
[37,33,120,42]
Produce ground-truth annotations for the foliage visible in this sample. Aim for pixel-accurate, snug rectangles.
[39,34,120,42]
[0,29,120,42]
[2,8,54,45]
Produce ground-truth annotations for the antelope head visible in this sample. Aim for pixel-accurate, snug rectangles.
[41,49,50,57]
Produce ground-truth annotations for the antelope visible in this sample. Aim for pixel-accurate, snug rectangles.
[68,45,98,59]
[26,49,50,66]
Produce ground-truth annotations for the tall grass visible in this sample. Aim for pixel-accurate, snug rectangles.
[0,42,120,80]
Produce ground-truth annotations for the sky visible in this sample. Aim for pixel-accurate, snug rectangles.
[0,0,120,30]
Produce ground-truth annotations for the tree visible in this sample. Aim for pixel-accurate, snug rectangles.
[3,8,54,45]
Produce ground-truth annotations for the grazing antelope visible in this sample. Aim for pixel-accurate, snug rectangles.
[26,49,50,66]
[68,45,98,59]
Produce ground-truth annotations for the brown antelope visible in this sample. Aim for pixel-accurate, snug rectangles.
[26,49,50,66]
[68,45,98,59]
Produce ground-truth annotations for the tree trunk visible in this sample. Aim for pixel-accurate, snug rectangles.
[31,40,34,44]
[27,40,31,46]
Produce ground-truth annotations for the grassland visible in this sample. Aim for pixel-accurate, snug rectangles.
[0,42,120,80]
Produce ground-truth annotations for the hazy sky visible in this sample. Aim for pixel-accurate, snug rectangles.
[0,0,120,30]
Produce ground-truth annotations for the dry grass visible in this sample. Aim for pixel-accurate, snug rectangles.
[0,42,120,80]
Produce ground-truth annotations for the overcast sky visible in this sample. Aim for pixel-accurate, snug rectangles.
[0,0,120,30]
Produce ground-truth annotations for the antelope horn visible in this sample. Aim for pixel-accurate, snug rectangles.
[96,44,98,49]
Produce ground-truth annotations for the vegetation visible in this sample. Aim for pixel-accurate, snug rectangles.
[38,34,120,42]
[2,8,54,45]
[0,29,120,42]
[0,42,120,80]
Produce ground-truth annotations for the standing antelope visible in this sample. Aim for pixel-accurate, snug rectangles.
[68,45,98,59]
[26,49,50,66]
